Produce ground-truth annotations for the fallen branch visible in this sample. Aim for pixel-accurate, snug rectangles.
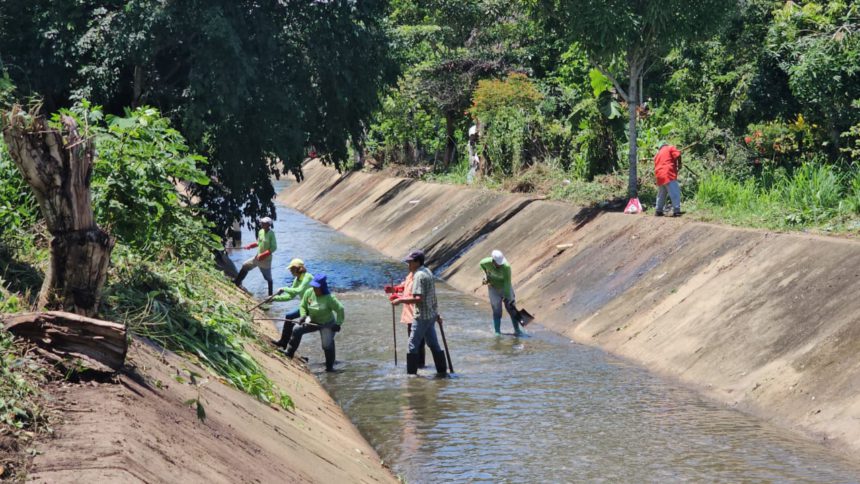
[3,311,127,372]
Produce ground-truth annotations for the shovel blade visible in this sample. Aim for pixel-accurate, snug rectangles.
[518,308,535,326]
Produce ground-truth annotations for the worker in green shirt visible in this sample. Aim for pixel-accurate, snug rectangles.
[281,274,344,372]
[480,250,524,336]
[234,216,278,295]
[270,259,314,349]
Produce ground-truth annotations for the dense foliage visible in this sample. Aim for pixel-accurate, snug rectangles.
[362,0,860,232]
[0,102,292,414]
[0,0,398,233]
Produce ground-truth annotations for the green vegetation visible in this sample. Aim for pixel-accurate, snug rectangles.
[104,248,293,409]
[1,103,293,428]
[363,0,860,234]
[1,1,397,233]
[0,328,50,432]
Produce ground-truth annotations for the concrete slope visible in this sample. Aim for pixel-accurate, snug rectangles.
[282,160,860,457]
[28,322,396,483]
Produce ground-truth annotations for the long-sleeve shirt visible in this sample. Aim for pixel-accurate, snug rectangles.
[299,288,345,326]
[258,228,277,254]
[479,257,513,300]
[272,272,314,302]
[254,228,277,269]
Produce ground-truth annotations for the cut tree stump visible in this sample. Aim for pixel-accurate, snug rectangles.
[2,107,114,317]
[3,311,127,372]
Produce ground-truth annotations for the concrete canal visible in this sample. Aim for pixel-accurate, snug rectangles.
[229,182,860,483]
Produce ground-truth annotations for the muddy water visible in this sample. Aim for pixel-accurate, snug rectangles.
[229,181,860,483]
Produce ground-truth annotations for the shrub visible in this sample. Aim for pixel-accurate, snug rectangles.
[470,73,543,175]
[775,161,844,224]
[55,102,220,260]
[0,139,38,235]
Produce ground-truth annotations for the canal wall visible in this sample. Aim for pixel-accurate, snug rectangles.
[27,303,396,483]
[281,160,860,457]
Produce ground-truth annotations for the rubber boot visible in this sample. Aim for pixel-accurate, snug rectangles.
[406,353,419,375]
[283,330,304,359]
[493,317,502,335]
[267,280,274,296]
[432,350,447,376]
[512,318,524,337]
[417,338,427,368]
[233,266,249,286]
[324,345,336,372]
[272,320,294,348]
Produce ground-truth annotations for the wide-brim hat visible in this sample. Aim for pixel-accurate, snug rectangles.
[288,258,305,270]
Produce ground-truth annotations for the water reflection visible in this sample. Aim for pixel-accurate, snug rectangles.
[230,182,860,483]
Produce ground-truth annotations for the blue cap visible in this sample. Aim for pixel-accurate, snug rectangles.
[310,274,330,295]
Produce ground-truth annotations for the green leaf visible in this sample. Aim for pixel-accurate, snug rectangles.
[589,68,612,98]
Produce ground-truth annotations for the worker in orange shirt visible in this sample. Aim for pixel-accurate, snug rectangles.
[385,271,427,368]
[653,143,682,217]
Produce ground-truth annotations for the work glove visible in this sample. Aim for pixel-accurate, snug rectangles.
[276,288,285,295]
[383,284,404,294]
[388,293,400,302]
[332,324,341,333]
[256,250,271,261]
[244,242,259,250]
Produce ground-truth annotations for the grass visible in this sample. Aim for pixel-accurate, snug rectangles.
[102,247,294,410]
[692,163,860,233]
[0,229,294,412]
[415,158,860,235]
[0,326,53,481]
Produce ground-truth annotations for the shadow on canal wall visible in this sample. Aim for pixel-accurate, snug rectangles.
[281,160,860,458]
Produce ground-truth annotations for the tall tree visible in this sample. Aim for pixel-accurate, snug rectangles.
[0,0,398,233]
[533,0,733,197]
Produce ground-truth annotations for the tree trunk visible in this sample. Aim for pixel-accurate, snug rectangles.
[626,62,642,199]
[133,65,144,107]
[3,311,127,372]
[443,111,457,169]
[1,105,114,317]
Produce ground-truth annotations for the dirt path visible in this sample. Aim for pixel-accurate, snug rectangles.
[27,335,395,483]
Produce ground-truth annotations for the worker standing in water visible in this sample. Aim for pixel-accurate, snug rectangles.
[281,274,344,372]
[480,250,524,336]
[385,270,427,368]
[234,216,278,295]
[271,259,314,349]
[391,250,448,376]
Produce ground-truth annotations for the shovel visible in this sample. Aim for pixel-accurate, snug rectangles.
[505,299,535,327]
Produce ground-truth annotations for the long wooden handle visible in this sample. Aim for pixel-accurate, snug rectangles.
[392,304,398,366]
[249,294,276,312]
[437,319,454,373]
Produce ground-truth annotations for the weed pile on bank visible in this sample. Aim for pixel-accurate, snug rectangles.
[103,248,293,409]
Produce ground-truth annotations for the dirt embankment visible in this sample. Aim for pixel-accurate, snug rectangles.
[26,318,395,483]
[281,160,860,458]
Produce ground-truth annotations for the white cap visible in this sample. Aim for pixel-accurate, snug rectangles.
[491,250,507,265]
[260,216,273,225]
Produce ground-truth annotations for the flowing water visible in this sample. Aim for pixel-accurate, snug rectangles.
[229,180,860,483]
